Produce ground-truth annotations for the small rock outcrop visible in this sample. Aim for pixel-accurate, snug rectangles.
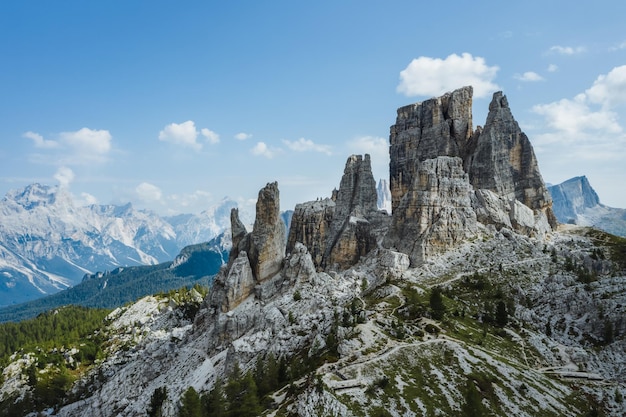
[287,198,335,267]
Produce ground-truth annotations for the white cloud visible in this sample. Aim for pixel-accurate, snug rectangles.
[158,121,202,150]
[547,64,558,73]
[532,96,621,138]
[347,136,388,160]
[22,131,58,149]
[514,71,544,82]
[282,137,332,155]
[235,132,252,141]
[53,166,74,188]
[532,65,626,166]
[397,53,500,98]
[78,192,98,206]
[60,127,112,155]
[158,121,219,149]
[251,141,277,158]
[201,128,220,144]
[585,65,626,108]
[547,45,586,55]
[609,41,626,52]
[135,182,163,202]
[167,190,213,209]
[22,127,113,166]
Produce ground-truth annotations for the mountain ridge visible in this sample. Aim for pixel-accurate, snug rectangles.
[549,175,626,237]
[0,184,248,307]
[2,87,624,416]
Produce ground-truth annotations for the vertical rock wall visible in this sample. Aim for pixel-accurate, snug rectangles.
[389,86,473,212]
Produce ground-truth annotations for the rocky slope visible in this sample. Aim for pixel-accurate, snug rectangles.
[2,87,624,416]
[549,176,626,237]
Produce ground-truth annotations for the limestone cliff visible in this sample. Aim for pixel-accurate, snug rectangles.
[287,154,390,271]
[386,87,556,265]
[465,92,557,227]
[385,156,478,264]
[208,182,286,312]
[389,86,473,212]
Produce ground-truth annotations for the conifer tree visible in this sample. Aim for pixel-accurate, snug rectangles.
[429,287,446,320]
[178,387,202,417]
[495,300,508,327]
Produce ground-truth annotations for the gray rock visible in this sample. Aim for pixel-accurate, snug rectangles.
[385,156,478,265]
[389,86,473,212]
[465,91,557,227]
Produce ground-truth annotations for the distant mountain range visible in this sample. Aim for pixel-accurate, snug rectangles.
[0,233,230,322]
[0,183,249,307]
[548,176,626,237]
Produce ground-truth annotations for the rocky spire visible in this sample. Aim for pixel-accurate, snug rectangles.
[321,154,381,269]
[247,181,286,283]
[465,91,557,227]
[287,154,389,271]
[389,86,473,212]
[208,182,286,312]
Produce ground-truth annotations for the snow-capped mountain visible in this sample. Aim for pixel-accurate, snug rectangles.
[0,184,243,307]
[548,176,626,237]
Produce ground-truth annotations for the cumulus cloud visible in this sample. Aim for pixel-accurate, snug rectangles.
[201,128,220,144]
[22,131,58,149]
[60,128,112,155]
[533,96,621,138]
[585,65,626,108]
[235,132,252,140]
[609,41,626,52]
[532,65,626,165]
[397,53,500,98]
[547,64,559,73]
[53,166,75,188]
[282,138,332,155]
[167,190,213,209]
[135,182,163,202]
[250,141,277,159]
[347,136,388,160]
[547,45,586,55]
[514,71,544,82]
[22,127,113,166]
[159,121,202,150]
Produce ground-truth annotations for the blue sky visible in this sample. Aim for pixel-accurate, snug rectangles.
[2,1,626,215]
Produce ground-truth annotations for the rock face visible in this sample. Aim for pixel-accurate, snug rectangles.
[287,198,335,267]
[549,176,601,224]
[248,182,286,283]
[287,155,390,271]
[549,176,626,237]
[389,86,473,212]
[389,87,555,226]
[386,87,556,265]
[385,156,478,264]
[209,182,286,312]
[465,92,557,227]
